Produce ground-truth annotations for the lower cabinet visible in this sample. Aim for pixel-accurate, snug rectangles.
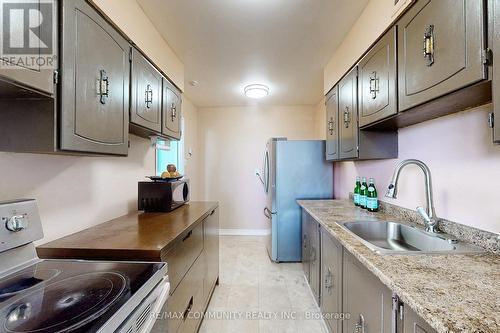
[153,207,220,333]
[320,228,343,333]
[403,306,438,333]
[164,253,205,333]
[343,251,392,333]
[302,209,437,333]
[302,211,321,305]
[203,207,220,303]
[301,210,311,282]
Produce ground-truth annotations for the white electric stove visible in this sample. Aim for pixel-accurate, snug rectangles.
[0,199,170,333]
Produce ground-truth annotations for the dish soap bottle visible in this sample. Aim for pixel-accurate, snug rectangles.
[360,177,368,209]
[353,176,361,206]
[367,178,379,212]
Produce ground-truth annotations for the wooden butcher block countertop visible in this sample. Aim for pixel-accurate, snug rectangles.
[37,201,219,261]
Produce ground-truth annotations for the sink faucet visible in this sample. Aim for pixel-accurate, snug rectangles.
[385,159,440,233]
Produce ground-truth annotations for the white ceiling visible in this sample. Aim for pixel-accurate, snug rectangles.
[138,0,369,107]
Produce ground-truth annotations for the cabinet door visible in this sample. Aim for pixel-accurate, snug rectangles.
[60,0,129,155]
[321,229,342,333]
[404,305,438,333]
[325,86,339,161]
[204,207,219,301]
[131,48,162,133]
[398,0,486,112]
[162,79,182,140]
[309,217,320,305]
[302,210,311,282]
[359,27,397,127]
[0,0,56,95]
[339,67,359,159]
[343,251,392,333]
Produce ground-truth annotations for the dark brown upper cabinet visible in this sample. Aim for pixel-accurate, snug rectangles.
[338,67,359,159]
[162,78,182,140]
[325,86,339,161]
[358,26,398,128]
[60,0,130,155]
[130,48,162,134]
[397,0,487,112]
[325,66,398,162]
[0,0,56,97]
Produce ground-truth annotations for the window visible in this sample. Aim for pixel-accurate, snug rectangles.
[155,119,185,175]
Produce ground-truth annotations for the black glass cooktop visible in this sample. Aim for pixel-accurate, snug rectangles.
[0,260,164,333]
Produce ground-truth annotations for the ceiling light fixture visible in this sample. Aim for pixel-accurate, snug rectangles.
[244,84,269,99]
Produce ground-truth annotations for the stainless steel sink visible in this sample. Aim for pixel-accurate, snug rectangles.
[338,221,484,255]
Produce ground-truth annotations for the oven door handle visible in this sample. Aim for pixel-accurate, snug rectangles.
[139,277,170,333]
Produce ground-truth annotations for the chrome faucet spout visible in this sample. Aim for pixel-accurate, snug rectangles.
[386,159,439,233]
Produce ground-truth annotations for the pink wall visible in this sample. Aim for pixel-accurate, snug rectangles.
[334,105,500,234]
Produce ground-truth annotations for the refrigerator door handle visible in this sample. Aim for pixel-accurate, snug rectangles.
[263,207,276,219]
[263,207,271,219]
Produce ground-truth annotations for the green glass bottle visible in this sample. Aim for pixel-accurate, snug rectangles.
[367,178,379,212]
[359,177,368,209]
[353,176,361,206]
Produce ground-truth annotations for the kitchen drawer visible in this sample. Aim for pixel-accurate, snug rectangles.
[160,254,204,333]
[358,26,397,127]
[397,0,486,112]
[162,222,203,293]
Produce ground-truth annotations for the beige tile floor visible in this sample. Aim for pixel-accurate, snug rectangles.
[199,236,328,333]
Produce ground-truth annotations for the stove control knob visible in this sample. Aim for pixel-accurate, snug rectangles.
[5,215,27,232]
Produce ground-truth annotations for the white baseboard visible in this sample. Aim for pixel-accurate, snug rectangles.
[219,229,271,236]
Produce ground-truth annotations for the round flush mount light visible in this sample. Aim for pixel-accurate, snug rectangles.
[244,84,269,99]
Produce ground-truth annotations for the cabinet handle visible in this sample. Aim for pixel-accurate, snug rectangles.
[343,107,351,128]
[328,117,335,135]
[171,102,177,121]
[324,267,333,292]
[182,230,193,242]
[310,246,316,262]
[145,84,153,108]
[182,296,194,321]
[355,314,365,333]
[369,71,379,99]
[422,25,435,66]
[97,69,109,104]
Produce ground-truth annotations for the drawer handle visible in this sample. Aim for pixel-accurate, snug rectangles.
[97,69,109,105]
[328,117,335,135]
[369,71,379,99]
[422,25,435,66]
[182,230,193,242]
[182,296,194,321]
[145,84,153,108]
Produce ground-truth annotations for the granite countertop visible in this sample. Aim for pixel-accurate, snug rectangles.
[297,199,500,333]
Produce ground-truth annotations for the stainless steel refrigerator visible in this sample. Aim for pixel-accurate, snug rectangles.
[258,138,334,262]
